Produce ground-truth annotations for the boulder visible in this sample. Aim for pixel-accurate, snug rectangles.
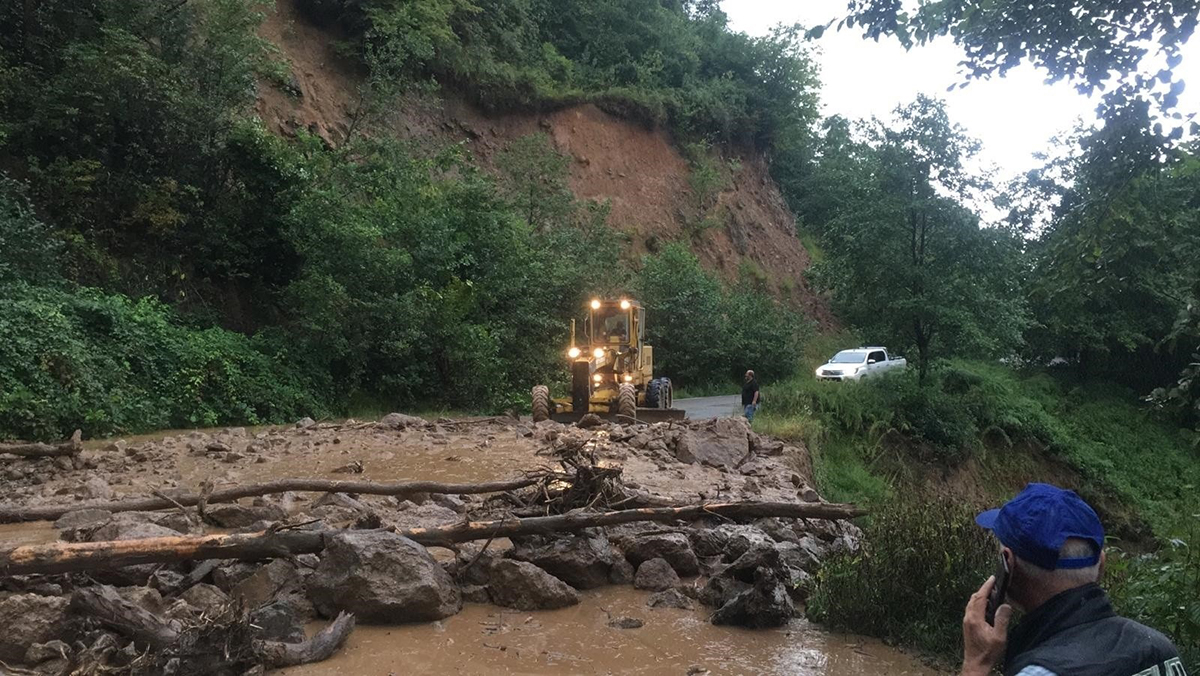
[180,583,229,613]
[698,575,752,608]
[608,557,635,585]
[710,571,794,628]
[688,524,773,559]
[204,503,287,528]
[430,493,467,514]
[25,639,71,665]
[508,535,619,589]
[622,533,699,576]
[675,418,751,469]
[775,540,822,575]
[307,531,461,623]
[115,586,164,614]
[250,601,305,643]
[380,413,426,429]
[460,585,491,604]
[90,515,182,542]
[78,477,113,500]
[0,594,69,661]
[608,616,644,629]
[486,560,579,610]
[633,558,679,592]
[749,434,785,456]
[647,588,694,610]
[231,560,303,607]
[295,417,316,429]
[212,562,259,592]
[385,503,461,531]
[577,414,603,429]
[54,508,113,535]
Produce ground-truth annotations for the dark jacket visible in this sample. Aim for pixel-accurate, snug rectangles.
[741,379,759,406]
[1004,583,1182,676]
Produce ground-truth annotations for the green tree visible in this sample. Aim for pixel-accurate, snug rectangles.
[636,244,806,386]
[1008,104,1200,385]
[842,0,1196,106]
[813,97,1029,382]
[495,133,576,231]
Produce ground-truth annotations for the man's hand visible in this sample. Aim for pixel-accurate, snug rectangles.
[961,575,1012,676]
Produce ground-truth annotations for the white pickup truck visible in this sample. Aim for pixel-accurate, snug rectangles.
[814,347,907,381]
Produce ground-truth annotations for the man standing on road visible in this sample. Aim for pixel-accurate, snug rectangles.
[960,483,1185,676]
[742,370,760,422]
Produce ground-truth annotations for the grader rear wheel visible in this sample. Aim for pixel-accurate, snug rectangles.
[617,383,637,419]
[532,385,551,422]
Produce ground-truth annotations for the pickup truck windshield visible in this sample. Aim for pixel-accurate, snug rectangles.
[829,351,867,364]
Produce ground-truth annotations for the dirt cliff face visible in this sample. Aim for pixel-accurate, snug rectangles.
[255,0,834,327]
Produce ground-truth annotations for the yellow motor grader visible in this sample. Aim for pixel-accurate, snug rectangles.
[532,298,684,423]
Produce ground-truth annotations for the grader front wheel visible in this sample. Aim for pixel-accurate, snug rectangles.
[532,385,551,422]
[617,383,637,419]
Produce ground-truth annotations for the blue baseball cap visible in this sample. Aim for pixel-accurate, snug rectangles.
[975,483,1104,570]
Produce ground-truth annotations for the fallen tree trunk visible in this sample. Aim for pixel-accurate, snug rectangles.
[0,501,864,575]
[0,474,553,523]
[73,585,355,671]
[0,429,81,459]
[257,611,356,667]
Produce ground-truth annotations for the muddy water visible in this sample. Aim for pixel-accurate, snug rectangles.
[281,587,938,676]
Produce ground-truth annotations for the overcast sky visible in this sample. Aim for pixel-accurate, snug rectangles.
[721,1,1200,182]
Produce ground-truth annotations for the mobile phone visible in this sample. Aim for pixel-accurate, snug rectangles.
[985,554,1010,625]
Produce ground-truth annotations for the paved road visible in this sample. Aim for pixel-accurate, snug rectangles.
[674,394,740,419]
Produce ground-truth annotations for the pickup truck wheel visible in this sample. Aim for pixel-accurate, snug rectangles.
[617,383,637,419]
[532,385,551,423]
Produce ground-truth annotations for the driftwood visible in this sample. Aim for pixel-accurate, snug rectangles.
[73,585,355,671]
[0,474,554,523]
[0,500,864,575]
[0,429,82,459]
[257,611,356,667]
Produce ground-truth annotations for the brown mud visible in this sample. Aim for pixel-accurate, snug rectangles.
[282,586,936,676]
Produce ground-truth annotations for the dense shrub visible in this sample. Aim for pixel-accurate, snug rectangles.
[635,244,810,388]
[808,496,994,657]
[0,282,328,440]
[1108,531,1200,668]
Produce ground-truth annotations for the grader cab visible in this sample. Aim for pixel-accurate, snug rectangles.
[532,298,684,423]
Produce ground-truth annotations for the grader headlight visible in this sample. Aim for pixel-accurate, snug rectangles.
[593,374,603,383]
[624,374,633,382]
[619,299,631,310]
[590,299,601,310]
[568,346,581,359]
[593,347,605,359]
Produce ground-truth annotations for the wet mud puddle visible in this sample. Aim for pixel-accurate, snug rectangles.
[281,586,938,676]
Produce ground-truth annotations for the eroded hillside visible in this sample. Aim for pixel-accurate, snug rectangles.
[254,0,834,327]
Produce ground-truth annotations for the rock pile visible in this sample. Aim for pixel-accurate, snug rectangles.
[0,413,861,672]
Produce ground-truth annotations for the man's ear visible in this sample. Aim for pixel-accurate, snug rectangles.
[1002,546,1015,570]
[1098,549,1107,582]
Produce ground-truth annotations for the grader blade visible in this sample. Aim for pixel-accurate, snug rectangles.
[550,408,686,424]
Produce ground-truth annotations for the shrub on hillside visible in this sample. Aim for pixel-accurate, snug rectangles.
[1108,533,1200,668]
[808,496,994,657]
[0,282,329,440]
[766,361,1065,461]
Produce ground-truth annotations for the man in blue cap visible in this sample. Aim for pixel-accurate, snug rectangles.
[960,483,1185,676]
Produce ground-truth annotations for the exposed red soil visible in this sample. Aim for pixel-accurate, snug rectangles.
[255,0,835,327]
